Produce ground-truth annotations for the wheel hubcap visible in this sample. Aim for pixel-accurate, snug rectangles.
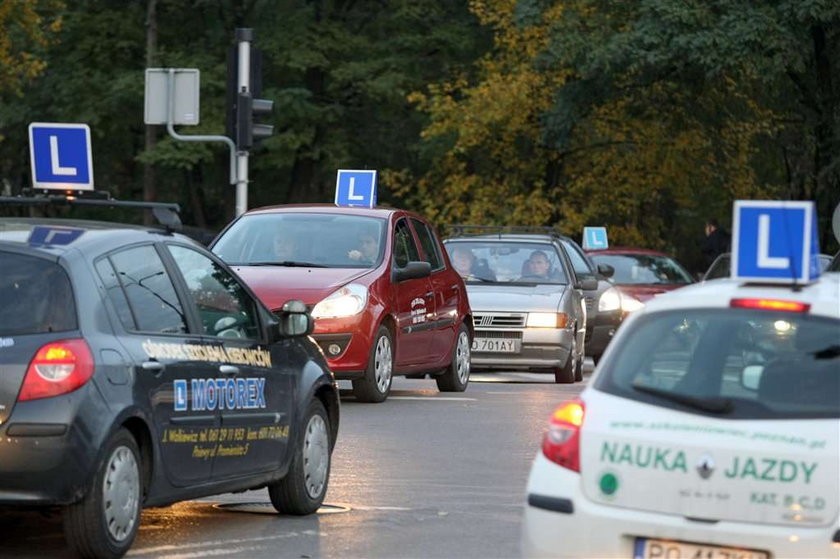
[456,332,470,384]
[303,415,329,499]
[374,335,392,393]
[102,445,139,542]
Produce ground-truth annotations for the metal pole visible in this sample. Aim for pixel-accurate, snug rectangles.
[235,28,252,217]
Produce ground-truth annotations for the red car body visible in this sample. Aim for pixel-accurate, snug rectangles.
[585,247,694,303]
[210,205,473,401]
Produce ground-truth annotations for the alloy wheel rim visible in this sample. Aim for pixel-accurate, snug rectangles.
[374,335,392,393]
[303,414,330,499]
[102,446,139,542]
[456,332,470,384]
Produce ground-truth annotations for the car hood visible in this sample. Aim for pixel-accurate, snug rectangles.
[464,283,568,313]
[617,284,686,302]
[232,265,374,310]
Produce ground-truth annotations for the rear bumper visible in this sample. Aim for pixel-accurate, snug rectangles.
[522,453,839,559]
[0,386,110,505]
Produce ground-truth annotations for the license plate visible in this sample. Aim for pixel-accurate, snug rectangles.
[634,538,769,559]
[471,338,520,353]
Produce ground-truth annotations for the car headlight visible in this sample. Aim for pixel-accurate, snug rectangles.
[598,287,621,312]
[311,284,368,318]
[620,292,644,313]
[527,312,569,328]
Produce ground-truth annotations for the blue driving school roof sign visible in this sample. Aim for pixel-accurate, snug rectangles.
[28,123,94,191]
[731,200,820,284]
[335,169,377,208]
[582,227,609,250]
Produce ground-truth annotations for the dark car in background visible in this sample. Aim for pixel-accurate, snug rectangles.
[210,204,473,403]
[586,247,694,314]
[0,215,338,558]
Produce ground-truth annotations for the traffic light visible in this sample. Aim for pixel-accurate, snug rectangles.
[226,39,274,151]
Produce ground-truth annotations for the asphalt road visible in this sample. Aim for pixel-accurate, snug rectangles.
[0,365,591,558]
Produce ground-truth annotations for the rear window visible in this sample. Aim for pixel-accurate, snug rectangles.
[0,252,77,335]
[595,309,840,419]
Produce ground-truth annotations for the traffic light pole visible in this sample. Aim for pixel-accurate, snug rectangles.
[235,29,251,217]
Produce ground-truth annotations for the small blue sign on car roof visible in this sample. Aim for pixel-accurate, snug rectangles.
[335,170,377,208]
[731,200,820,284]
[28,225,86,246]
[28,123,94,191]
[582,227,609,250]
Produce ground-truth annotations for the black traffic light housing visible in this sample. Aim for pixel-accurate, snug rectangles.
[226,39,274,151]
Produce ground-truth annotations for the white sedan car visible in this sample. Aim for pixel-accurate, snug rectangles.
[522,274,840,558]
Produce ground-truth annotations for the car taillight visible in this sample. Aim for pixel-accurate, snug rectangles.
[542,399,585,472]
[730,298,810,313]
[18,339,94,402]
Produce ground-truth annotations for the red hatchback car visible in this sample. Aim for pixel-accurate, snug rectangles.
[210,205,473,403]
[585,247,694,313]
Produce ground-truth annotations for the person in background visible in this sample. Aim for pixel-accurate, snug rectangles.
[451,246,478,279]
[273,234,299,262]
[348,229,380,264]
[702,218,731,268]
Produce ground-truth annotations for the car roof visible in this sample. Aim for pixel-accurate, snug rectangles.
[0,217,197,256]
[243,203,408,219]
[585,246,671,257]
[444,233,562,243]
[636,275,840,320]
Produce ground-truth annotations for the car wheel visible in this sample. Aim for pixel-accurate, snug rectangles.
[436,323,471,392]
[64,428,141,559]
[554,336,576,384]
[268,399,331,515]
[352,325,393,403]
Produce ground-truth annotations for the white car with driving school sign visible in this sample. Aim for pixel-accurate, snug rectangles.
[522,201,839,558]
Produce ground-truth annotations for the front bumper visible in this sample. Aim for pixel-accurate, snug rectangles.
[522,453,838,558]
[471,327,573,371]
[312,310,378,378]
[585,309,622,356]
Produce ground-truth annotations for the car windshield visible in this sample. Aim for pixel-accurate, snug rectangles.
[444,241,568,284]
[704,253,731,280]
[590,253,693,285]
[595,309,840,419]
[0,251,77,335]
[212,213,387,269]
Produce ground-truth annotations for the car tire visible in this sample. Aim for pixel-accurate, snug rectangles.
[268,399,331,515]
[64,428,142,559]
[352,325,394,403]
[554,336,576,384]
[436,323,471,392]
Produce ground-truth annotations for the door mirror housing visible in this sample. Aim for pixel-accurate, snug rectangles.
[394,261,431,282]
[576,278,599,291]
[597,263,615,279]
[270,299,313,339]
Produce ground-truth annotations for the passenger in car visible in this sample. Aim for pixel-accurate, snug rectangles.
[348,229,379,264]
[451,246,495,281]
[273,234,300,262]
[520,250,554,280]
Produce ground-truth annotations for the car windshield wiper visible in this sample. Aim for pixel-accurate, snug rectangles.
[631,382,734,414]
[814,345,840,360]
[245,261,328,268]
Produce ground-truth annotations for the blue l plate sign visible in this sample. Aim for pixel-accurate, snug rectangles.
[28,122,94,190]
[731,200,820,284]
[335,170,377,208]
[582,227,609,250]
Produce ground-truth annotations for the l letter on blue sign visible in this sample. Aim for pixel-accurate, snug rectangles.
[28,123,94,190]
[731,200,820,284]
[582,227,609,250]
[335,170,377,208]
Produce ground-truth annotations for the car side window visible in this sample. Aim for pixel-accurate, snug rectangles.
[95,258,137,331]
[393,219,421,268]
[560,239,595,278]
[168,245,260,339]
[410,218,443,271]
[107,245,189,334]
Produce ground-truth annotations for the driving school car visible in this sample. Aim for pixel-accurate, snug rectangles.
[0,216,339,559]
[521,275,840,558]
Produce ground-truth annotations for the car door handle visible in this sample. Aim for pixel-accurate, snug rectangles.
[140,361,164,374]
[219,365,239,376]
[451,284,460,291]
[425,291,434,299]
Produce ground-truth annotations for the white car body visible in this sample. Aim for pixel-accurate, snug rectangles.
[522,275,840,558]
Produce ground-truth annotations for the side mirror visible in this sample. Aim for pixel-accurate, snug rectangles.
[394,260,431,282]
[272,299,313,338]
[597,263,615,278]
[576,278,599,291]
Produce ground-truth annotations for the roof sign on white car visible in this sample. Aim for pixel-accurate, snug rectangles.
[582,226,608,250]
[334,169,377,208]
[731,200,820,285]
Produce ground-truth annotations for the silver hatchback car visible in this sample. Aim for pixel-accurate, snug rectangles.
[443,233,594,383]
